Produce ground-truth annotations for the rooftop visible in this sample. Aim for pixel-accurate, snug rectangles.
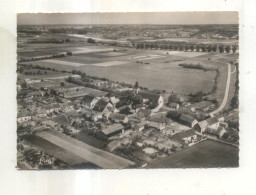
[179,114,196,124]
[92,99,109,112]
[102,124,124,136]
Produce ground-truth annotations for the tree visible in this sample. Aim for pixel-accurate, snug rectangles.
[190,45,195,52]
[232,45,237,53]
[225,45,231,54]
[179,45,184,51]
[168,94,180,103]
[119,106,132,115]
[50,89,57,96]
[231,94,238,108]
[207,45,213,52]
[166,110,181,120]
[218,45,224,53]
[87,38,95,43]
[66,52,72,56]
[134,81,139,89]
[196,45,200,52]
[21,82,27,89]
[201,45,206,52]
[212,45,217,52]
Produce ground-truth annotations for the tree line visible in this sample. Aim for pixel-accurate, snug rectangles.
[133,42,237,53]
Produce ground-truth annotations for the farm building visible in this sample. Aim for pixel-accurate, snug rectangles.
[179,114,198,128]
[195,117,220,133]
[101,124,125,138]
[170,103,179,110]
[139,91,163,106]
[81,94,99,109]
[43,103,60,114]
[17,111,32,123]
[203,127,227,139]
[134,122,147,131]
[172,129,198,144]
[34,109,47,118]
[92,99,113,114]
[107,113,129,124]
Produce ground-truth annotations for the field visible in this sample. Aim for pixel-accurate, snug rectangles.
[147,140,239,168]
[24,135,87,166]
[23,48,219,94]
[36,130,135,169]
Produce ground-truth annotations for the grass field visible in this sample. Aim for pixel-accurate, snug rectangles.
[24,135,87,166]
[147,140,239,168]
[36,130,135,169]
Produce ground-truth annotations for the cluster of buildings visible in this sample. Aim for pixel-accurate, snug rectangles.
[17,65,237,168]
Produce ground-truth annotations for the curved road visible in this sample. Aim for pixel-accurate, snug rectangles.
[210,63,231,116]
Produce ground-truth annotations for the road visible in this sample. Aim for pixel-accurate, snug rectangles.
[210,63,231,116]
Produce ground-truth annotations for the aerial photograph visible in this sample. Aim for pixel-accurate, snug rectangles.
[16,12,239,169]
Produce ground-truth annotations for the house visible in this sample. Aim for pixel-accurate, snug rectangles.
[204,126,227,139]
[93,80,108,87]
[92,99,112,113]
[17,111,32,123]
[52,115,70,126]
[61,101,75,113]
[107,140,121,152]
[172,129,197,144]
[179,114,198,128]
[81,95,99,109]
[170,103,179,110]
[101,124,125,138]
[92,99,114,122]
[134,122,146,131]
[148,122,166,130]
[41,120,57,128]
[25,78,41,85]
[139,91,164,106]
[148,115,172,125]
[43,103,61,114]
[195,117,219,133]
[17,85,22,91]
[133,103,144,112]
[35,109,47,118]
[107,113,129,124]
[110,96,120,105]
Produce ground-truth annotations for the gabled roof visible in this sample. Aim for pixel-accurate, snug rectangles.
[43,103,60,110]
[179,114,197,124]
[102,124,124,136]
[149,115,172,124]
[17,111,31,118]
[205,126,226,136]
[92,99,109,112]
[174,129,197,139]
[82,94,95,103]
[52,115,70,126]
[109,113,127,121]
[205,117,219,125]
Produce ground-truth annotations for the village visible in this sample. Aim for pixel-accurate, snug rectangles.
[16,62,239,169]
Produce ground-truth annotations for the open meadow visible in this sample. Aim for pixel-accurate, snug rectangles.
[147,140,239,168]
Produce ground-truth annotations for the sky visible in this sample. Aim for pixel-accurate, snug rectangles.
[17,12,238,25]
